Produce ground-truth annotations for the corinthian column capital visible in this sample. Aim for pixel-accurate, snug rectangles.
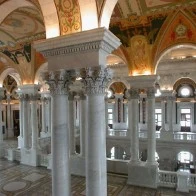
[44,70,75,95]
[80,67,112,95]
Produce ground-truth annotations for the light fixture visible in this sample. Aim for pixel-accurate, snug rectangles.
[180,87,190,97]
[107,90,113,98]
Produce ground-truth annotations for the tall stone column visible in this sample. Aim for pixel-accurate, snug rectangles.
[41,96,46,133]
[22,94,29,148]
[0,88,4,143]
[168,96,174,132]
[30,94,39,150]
[159,98,166,132]
[6,94,14,138]
[46,70,72,196]
[82,67,110,196]
[139,98,143,124]
[68,92,75,155]
[79,92,87,157]
[17,95,24,148]
[146,87,156,164]
[127,88,140,163]
[47,96,52,135]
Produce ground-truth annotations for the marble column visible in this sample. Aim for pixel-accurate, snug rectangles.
[47,97,52,135]
[41,97,46,133]
[22,94,29,149]
[159,98,166,132]
[146,87,157,164]
[68,92,75,155]
[0,88,4,143]
[6,94,14,138]
[167,96,174,132]
[128,88,140,163]
[79,92,87,157]
[105,97,109,136]
[47,70,72,196]
[139,98,143,124]
[82,67,109,196]
[30,94,39,149]
[17,95,24,148]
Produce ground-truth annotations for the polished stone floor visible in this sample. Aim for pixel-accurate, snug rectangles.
[0,158,195,196]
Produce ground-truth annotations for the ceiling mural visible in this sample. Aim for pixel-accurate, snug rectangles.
[54,0,81,35]
[2,43,31,65]
[0,7,45,50]
[154,10,196,63]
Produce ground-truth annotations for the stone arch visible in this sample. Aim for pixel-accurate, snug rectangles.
[0,68,22,87]
[153,9,196,72]
[38,0,60,38]
[154,43,196,74]
[173,77,196,92]
[0,0,34,23]
[78,0,98,30]
[99,0,118,28]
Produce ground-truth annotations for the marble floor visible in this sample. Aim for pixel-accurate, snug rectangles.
[0,158,195,196]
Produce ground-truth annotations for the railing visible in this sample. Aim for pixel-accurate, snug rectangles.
[107,130,196,141]
[188,174,196,191]
[174,132,196,141]
[158,170,177,188]
[108,130,127,137]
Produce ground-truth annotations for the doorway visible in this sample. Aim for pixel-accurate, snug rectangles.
[180,108,191,132]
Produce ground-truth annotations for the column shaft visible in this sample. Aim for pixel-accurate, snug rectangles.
[31,96,38,149]
[147,88,156,164]
[128,89,139,162]
[41,97,46,132]
[68,93,75,155]
[23,95,29,148]
[79,94,87,157]
[83,67,109,196]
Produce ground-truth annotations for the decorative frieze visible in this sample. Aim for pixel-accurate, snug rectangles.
[81,67,112,95]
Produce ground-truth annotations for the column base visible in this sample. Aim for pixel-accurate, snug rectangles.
[21,148,39,166]
[176,171,189,193]
[7,128,14,138]
[160,130,173,141]
[127,161,158,188]
[0,142,4,158]
[17,136,24,149]
[70,154,85,176]
[40,131,50,138]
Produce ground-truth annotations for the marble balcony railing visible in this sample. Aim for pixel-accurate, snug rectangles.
[107,129,196,141]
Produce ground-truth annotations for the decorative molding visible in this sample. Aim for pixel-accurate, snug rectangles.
[40,40,115,58]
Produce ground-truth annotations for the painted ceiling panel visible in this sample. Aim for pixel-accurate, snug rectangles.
[0,7,45,50]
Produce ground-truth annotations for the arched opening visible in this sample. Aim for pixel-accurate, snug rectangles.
[177,151,194,173]
[109,146,127,160]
